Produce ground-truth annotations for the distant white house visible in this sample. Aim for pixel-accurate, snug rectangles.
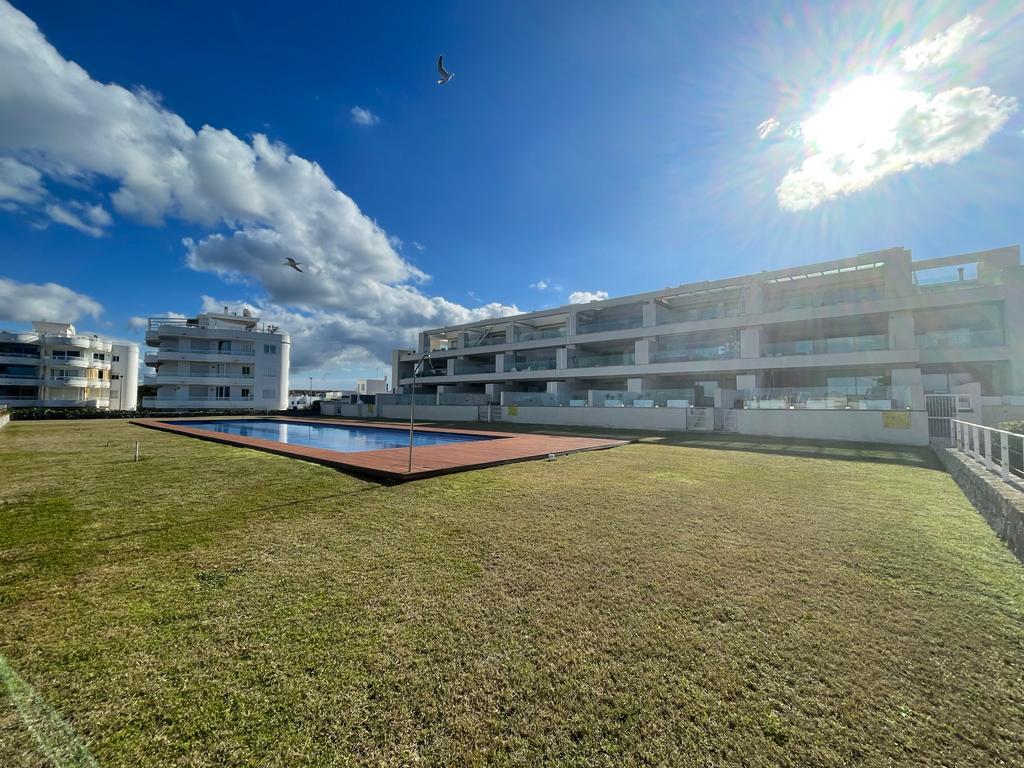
[357,378,388,395]
[0,321,138,410]
[287,390,349,409]
[143,309,290,410]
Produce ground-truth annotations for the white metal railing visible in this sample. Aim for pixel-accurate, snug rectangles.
[951,419,1024,487]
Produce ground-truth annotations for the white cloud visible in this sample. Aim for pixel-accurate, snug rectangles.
[900,15,981,72]
[777,79,1016,211]
[45,201,111,236]
[0,156,43,203]
[530,279,550,290]
[0,277,102,322]
[127,316,148,329]
[568,290,609,304]
[198,295,519,370]
[350,106,379,126]
[0,1,517,369]
[757,117,780,140]
[410,241,425,251]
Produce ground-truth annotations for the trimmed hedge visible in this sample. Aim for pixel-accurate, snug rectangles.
[9,408,292,421]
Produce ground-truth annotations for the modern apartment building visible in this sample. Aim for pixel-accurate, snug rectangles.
[391,246,1024,439]
[0,321,138,410]
[143,310,289,410]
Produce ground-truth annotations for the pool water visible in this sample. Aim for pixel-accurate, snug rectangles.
[164,419,495,453]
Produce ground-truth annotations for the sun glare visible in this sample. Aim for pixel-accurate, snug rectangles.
[801,74,914,156]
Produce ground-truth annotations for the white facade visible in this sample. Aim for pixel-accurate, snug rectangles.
[0,321,139,410]
[391,246,1024,441]
[357,378,388,395]
[143,310,289,410]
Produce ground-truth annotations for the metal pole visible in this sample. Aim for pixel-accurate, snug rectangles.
[408,371,416,472]
[134,441,139,462]
[407,354,430,473]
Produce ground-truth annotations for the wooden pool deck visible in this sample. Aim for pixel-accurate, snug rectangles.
[129,416,631,481]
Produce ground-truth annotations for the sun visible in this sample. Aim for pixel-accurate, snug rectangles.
[801,74,916,156]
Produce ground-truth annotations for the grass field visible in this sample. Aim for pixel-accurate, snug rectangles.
[1,418,1022,767]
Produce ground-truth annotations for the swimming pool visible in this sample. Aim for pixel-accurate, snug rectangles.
[163,419,495,453]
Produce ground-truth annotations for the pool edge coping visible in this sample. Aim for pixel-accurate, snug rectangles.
[129,416,632,481]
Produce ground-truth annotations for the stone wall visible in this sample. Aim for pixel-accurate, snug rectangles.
[933,446,1024,563]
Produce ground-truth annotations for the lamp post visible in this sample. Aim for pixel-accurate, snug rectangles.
[408,353,431,473]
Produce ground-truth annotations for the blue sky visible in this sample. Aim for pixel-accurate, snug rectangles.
[0,0,1021,388]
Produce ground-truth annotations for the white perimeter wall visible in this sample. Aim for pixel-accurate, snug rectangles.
[735,409,929,446]
[320,402,931,445]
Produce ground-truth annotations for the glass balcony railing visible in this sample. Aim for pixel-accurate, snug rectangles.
[505,358,557,372]
[576,317,643,335]
[742,386,911,410]
[453,360,496,375]
[463,334,507,349]
[514,327,567,343]
[652,343,739,363]
[570,351,636,368]
[916,328,1004,349]
[656,304,742,325]
[761,334,888,357]
[764,285,884,312]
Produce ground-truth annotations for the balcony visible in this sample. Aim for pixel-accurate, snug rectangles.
[915,328,1004,350]
[652,343,739,363]
[513,327,567,343]
[0,351,41,364]
[763,285,884,313]
[505,358,557,372]
[453,360,497,375]
[576,317,643,335]
[742,386,910,410]
[142,395,255,408]
[761,334,888,357]
[570,351,636,368]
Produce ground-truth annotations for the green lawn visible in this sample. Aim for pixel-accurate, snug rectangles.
[1,419,1022,767]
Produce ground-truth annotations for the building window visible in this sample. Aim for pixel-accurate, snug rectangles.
[112,355,120,362]
[241,388,251,398]
[263,388,276,398]
[112,374,121,380]
[94,353,105,361]
[242,366,251,375]
[218,340,232,352]
[264,344,277,354]
[264,368,277,377]
[216,386,231,399]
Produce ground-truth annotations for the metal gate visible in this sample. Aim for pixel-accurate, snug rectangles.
[925,394,958,441]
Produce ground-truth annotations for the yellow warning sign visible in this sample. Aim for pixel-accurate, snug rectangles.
[883,410,911,429]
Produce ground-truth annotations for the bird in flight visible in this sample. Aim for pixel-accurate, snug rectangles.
[437,55,453,85]
[283,258,303,273]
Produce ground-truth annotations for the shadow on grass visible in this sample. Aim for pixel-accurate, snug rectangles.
[306,415,940,470]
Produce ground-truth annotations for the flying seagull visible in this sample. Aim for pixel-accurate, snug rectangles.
[283,258,303,273]
[437,55,453,85]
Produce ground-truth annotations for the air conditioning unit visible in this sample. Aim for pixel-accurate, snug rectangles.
[956,394,972,411]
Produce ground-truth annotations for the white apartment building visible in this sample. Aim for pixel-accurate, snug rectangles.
[143,310,289,410]
[385,246,1024,444]
[0,321,138,410]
